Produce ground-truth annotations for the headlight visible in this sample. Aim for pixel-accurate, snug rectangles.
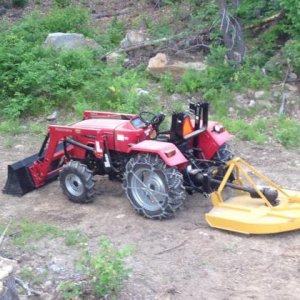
[213,124,224,133]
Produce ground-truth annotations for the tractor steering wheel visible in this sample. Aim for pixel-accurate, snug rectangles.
[139,111,165,128]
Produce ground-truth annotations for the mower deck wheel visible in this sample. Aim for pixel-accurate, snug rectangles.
[123,154,186,219]
[59,160,95,203]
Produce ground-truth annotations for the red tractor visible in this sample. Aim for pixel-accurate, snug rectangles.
[6,102,300,234]
[4,102,232,219]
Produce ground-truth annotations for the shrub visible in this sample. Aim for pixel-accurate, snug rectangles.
[283,40,300,74]
[0,8,144,119]
[275,117,300,148]
[280,0,300,33]
[41,6,90,35]
[54,0,71,8]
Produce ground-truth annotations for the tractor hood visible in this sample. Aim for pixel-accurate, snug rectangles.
[72,118,129,131]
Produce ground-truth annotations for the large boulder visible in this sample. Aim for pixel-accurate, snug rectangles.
[147,53,207,80]
[43,33,100,50]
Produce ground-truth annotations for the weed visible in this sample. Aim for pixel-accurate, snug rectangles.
[142,15,173,39]
[222,118,267,144]
[19,267,46,285]
[64,229,86,247]
[59,281,82,300]
[77,238,134,298]
[19,267,35,282]
[29,123,48,135]
[160,72,176,93]
[4,137,15,149]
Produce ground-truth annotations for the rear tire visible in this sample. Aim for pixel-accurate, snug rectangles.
[123,154,186,219]
[60,160,96,203]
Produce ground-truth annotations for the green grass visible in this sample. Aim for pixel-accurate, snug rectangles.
[0,121,27,135]
[1,220,87,248]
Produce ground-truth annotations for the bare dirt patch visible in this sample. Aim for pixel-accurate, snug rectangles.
[1,134,300,299]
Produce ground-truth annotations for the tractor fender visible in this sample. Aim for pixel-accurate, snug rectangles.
[129,140,188,167]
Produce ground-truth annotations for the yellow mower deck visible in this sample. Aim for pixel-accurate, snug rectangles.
[205,158,300,234]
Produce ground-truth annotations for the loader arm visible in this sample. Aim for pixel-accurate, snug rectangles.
[3,125,106,195]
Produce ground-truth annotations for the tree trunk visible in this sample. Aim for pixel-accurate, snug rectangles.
[218,0,245,64]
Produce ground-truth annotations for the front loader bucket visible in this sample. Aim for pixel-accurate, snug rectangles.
[3,153,39,196]
[205,158,300,234]
[3,134,66,197]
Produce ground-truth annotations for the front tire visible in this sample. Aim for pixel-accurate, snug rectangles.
[123,154,186,219]
[59,160,96,203]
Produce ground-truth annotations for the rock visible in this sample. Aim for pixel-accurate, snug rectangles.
[286,84,298,92]
[248,100,256,107]
[120,30,147,49]
[0,6,7,16]
[106,52,123,65]
[115,214,126,219]
[272,91,281,98]
[49,264,62,273]
[0,257,19,300]
[254,91,265,99]
[147,53,207,80]
[14,144,24,150]
[46,110,58,121]
[43,280,53,288]
[170,93,182,102]
[229,107,235,114]
[287,72,298,82]
[43,33,100,50]
[235,95,245,102]
[258,100,272,109]
[135,88,149,96]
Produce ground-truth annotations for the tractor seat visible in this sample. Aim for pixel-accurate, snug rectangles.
[156,134,170,142]
[157,112,194,144]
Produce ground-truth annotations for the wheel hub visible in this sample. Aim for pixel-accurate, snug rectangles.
[65,174,84,197]
[131,167,167,211]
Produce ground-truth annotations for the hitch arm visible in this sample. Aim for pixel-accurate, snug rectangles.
[210,178,278,205]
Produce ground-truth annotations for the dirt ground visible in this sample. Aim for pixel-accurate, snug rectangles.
[1,133,300,300]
